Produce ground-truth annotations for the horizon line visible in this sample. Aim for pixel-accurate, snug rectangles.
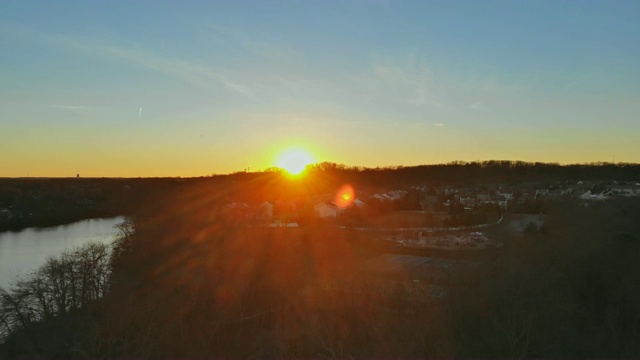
[2,160,639,179]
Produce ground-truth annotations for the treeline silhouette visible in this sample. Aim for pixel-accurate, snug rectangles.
[305,160,640,185]
[1,176,639,357]
[0,178,215,231]
[2,161,639,231]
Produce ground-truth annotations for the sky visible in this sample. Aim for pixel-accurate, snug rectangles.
[1,0,639,177]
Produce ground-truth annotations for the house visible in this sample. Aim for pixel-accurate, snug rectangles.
[370,190,408,202]
[579,190,593,200]
[270,222,299,228]
[579,190,614,201]
[314,202,339,218]
[459,196,477,209]
[352,198,365,208]
[535,189,550,198]
[444,187,458,196]
[258,201,274,221]
[610,185,640,197]
[497,191,514,200]
[385,190,408,201]
[485,195,508,210]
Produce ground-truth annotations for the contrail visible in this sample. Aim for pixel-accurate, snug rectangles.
[139,107,142,120]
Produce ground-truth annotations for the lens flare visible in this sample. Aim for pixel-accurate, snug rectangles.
[334,184,355,208]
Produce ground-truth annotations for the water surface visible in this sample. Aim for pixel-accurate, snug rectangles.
[0,217,125,289]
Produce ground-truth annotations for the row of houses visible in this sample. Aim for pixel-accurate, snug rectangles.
[370,190,408,202]
[607,184,640,197]
[223,182,640,223]
[418,182,640,210]
[314,189,412,218]
[576,184,640,201]
[421,193,509,212]
[224,197,358,223]
[224,188,414,222]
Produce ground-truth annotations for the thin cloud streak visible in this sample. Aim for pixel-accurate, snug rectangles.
[369,56,443,108]
[51,105,96,112]
[470,101,484,110]
[15,25,255,98]
[204,24,304,64]
[96,43,253,97]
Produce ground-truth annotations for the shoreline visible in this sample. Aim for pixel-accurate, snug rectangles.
[0,214,127,233]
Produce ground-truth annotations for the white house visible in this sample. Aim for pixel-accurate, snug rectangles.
[370,190,408,202]
[497,192,514,200]
[258,201,274,221]
[610,185,640,197]
[579,190,613,201]
[352,198,365,208]
[314,202,339,218]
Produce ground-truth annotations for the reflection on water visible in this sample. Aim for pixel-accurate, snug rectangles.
[0,217,125,289]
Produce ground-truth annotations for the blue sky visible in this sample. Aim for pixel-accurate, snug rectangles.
[1,0,639,177]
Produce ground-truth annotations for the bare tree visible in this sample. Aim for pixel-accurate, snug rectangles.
[0,241,112,342]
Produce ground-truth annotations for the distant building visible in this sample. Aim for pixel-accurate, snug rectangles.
[258,201,274,221]
[610,185,640,197]
[497,191,514,200]
[579,190,593,200]
[579,190,613,201]
[370,190,408,202]
[535,189,550,199]
[459,196,477,209]
[444,187,457,196]
[270,222,299,228]
[314,202,339,218]
[485,195,508,210]
[352,198,365,208]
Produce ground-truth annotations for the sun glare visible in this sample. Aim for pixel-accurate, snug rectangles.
[275,148,315,175]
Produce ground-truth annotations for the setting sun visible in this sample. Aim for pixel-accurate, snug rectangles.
[275,148,315,175]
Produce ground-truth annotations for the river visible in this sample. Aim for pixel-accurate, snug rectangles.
[0,217,126,290]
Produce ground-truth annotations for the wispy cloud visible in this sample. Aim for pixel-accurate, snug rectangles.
[432,123,445,127]
[4,24,255,98]
[199,24,315,97]
[470,101,483,110]
[204,24,303,64]
[51,104,96,112]
[361,55,447,110]
[89,42,253,97]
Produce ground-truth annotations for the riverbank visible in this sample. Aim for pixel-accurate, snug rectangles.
[0,210,127,233]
